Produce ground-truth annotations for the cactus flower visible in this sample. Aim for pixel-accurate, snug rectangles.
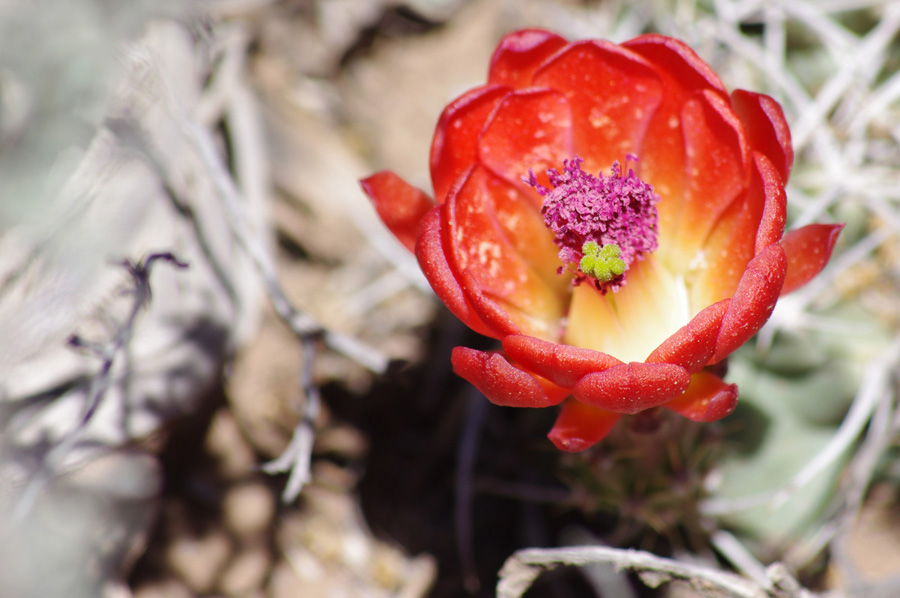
[361,30,842,452]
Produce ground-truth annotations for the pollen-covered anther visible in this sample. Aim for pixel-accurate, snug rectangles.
[529,156,660,292]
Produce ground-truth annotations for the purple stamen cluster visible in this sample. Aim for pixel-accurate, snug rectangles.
[527,156,660,292]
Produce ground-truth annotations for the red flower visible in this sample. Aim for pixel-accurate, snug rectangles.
[361,30,842,452]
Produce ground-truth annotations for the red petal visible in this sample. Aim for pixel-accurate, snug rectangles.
[547,400,622,452]
[360,171,434,253]
[665,371,738,422]
[488,29,568,89]
[451,347,570,408]
[712,243,787,363]
[647,299,729,373]
[532,40,662,174]
[443,166,566,340]
[780,223,844,295]
[671,90,751,263]
[572,362,690,414]
[622,35,728,246]
[502,335,623,389]
[478,88,574,192]
[430,85,510,202]
[731,89,793,182]
[416,205,496,338]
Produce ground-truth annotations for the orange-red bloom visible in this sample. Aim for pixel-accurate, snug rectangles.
[361,30,842,452]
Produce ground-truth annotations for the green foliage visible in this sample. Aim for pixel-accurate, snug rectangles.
[709,302,893,560]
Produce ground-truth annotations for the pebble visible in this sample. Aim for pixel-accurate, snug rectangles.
[222,481,276,538]
[219,543,272,596]
[166,529,232,594]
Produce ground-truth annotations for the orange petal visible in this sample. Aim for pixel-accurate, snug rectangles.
[670,90,751,264]
[456,268,524,338]
[690,153,788,310]
[430,85,510,202]
[484,170,568,289]
[478,88,574,193]
[547,400,622,452]
[443,166,565,340]
[532,40,662,174]
[690,153,778,310]
[452,347,570,408]
[622,35,728,251]
[488,29,568,89]
[712,243,787,363]
[572,362,690,414]
[502,335,623,389]
[731,89,793,182]
[689,194,755,311]
[360,171,434,253]
[665,370,738,422]
[780,223,844,295]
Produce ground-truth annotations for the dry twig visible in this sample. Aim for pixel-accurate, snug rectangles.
[497,545,816,598]
[12,252,188,520]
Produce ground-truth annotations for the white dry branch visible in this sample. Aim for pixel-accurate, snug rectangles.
[711,528,772,588]
[496,545,816,598]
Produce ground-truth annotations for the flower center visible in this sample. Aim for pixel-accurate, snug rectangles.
[528,156,660,293]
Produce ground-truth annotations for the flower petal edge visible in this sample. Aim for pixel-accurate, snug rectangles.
[488,29,569,88]
[548,400,622,452]
[502,334,623,389]
[665,370,738,422]
[451,347,570,408]
[361,171,434,253]
[572,362,691,414]
[779,223,844,295]
[711,242,787,363]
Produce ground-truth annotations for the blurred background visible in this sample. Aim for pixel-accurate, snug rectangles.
[1,0,899,597]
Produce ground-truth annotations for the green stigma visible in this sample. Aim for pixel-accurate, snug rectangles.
[579,241,626,282]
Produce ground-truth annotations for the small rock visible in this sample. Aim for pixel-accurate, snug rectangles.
[222,481,276,539]
[219,543,271,597]
[205,408,258,480]
[133,578,193,598]
[166,529,232,594]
